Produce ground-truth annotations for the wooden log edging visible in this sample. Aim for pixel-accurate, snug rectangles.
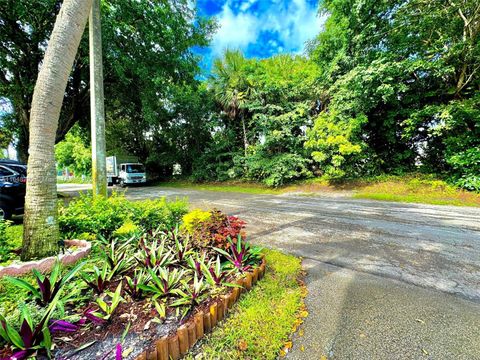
[136,254,267,360]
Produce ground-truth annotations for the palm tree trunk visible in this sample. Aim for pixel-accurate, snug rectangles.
[241,116,248,156]
[22,0,93,260]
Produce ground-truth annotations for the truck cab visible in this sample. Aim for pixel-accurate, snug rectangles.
[119,163,147,186]
[106,156,147,187]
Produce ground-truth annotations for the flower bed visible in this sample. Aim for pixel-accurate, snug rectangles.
[134,256,266,360]
[0,205,262,360]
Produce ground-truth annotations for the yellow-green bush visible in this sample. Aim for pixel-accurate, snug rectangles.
[182,209,212,234]
[113,219,140,237]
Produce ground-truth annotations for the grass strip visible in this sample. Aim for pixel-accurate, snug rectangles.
[351,176,480,207]
[187,248,305,360]
[155,181,282,195]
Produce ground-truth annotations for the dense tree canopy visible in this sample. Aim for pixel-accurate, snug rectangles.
[306,0,480,189]
[3,0,478,190]
[0,0,215,163]
[187,0,479,189]
[193,51,320,186]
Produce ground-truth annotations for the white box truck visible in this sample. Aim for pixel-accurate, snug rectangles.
[106,156,147,187]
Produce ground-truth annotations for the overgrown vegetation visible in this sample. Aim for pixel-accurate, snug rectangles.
[187,249,304,360]
[305,0,480,190]
[1,0,479,197]
[4,1,477,192]
[191,0,480,190]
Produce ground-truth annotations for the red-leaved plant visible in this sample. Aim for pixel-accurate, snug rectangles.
[190,210,246,250]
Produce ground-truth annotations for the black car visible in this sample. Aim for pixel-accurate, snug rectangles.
[0,160,26,220]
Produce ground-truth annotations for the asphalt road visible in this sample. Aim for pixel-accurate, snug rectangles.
[58,184,480,359]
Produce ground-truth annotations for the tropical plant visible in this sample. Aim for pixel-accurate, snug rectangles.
[173,232,192,263]
[152,300,167,324]
[92,283,124,322]
[5,260,84,306]
[211,50,251,155]
[48,319,80,334]
[171,274,209,308]
[124,269,150,300]
[214,236,262,273]
[82,307,106,326]
[135,237,175,270]
[99,237,135,277]
[184,209,246,249]
[0,299,60,359]
[186,252,207,278]
[80,265,112,295]
[202,256,233,287]
[19,0,94,261]
[138,268,186,299]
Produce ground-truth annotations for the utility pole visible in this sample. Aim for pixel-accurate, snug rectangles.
[89,0,107,197]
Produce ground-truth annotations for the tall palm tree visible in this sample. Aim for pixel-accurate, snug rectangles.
[22,0,93,260]
[211,50,252,156]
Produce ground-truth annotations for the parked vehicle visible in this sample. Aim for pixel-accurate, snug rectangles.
[0,161,26,220]
[106,155,147,187]
[0,160,27,177]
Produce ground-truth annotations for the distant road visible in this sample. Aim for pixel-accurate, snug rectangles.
[57,183,92,192]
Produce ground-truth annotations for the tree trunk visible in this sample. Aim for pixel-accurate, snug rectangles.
[16,124,29,163]
[90,0,107,198]
[241,116,248,156]
[22,0,93,260]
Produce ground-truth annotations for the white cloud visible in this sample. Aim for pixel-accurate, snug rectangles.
[210,0,327,58]
[211,5,258,56]
[239,0,256,12]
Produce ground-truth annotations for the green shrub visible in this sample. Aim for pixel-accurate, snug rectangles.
[113,220,140,238]
[448,147,480,191]
[242,152,312,187]
[0,219,7,242]
[454,175,480,192]
[59,192,188,238]
[0,222,22,265]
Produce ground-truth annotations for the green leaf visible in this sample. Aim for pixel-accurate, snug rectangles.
[5,322,25,349]
[21,306,33,330]
[5,277,41,299]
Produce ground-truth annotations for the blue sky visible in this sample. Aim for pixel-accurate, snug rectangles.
[195,0,325,73]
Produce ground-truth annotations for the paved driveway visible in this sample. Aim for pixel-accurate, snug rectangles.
[60,184,480,359]
[124,186,480,301]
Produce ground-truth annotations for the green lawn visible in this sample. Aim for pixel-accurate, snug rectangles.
[187,249,305,360]
[156,180,283,195]
[349,175,480,207]
[157,174,480,207]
